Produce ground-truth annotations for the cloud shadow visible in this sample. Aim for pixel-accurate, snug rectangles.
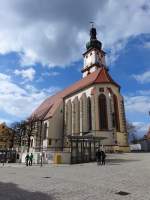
[0,181,54,200]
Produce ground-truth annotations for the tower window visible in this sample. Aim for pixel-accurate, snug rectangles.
[90,52,92,56]
[98,94,108,130]
[86,55,88,58]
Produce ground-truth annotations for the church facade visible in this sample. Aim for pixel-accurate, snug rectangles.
[26,27,129,164]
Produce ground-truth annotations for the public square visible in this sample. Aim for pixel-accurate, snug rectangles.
[0,153,150,200]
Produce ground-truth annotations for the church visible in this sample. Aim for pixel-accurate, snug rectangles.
[27,26,129,164]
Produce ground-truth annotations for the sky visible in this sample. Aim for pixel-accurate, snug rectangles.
[0,0,150,137]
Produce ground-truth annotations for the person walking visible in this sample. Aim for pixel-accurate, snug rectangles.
[96,149,101,165]
[25,153,29,166]
[29,153,33,166]
[101,150,106,165]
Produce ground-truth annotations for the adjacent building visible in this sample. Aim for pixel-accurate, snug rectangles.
[140,127,150,152]
[0,123,13,149]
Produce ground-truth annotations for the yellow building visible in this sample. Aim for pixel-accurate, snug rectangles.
[0,123,13,149]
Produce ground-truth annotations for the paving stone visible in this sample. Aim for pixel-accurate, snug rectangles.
[0,153,150,200]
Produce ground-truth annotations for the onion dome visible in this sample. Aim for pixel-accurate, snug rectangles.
[86,27,102,50]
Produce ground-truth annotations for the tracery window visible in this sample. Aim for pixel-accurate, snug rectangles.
[99,94,108,130]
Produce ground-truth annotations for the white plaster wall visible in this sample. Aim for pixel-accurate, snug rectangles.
[65,86,93,103]
[84,49,104,69]
[65,86,93,137]
[83,71,88,78]
[90,66,97,73]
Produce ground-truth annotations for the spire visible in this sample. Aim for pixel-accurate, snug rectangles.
[86,24,102,50]
[82,25,106,78]
[90,22,97,40]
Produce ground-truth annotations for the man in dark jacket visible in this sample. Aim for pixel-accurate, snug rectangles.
[101,150,106,165]
[29,153,33,166]
[96,149,102,165]
[25,154,29,166]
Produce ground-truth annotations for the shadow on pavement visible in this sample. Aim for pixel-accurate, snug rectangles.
[0,182,53,200]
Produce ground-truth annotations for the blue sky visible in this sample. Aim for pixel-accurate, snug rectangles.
[0,0,150,137]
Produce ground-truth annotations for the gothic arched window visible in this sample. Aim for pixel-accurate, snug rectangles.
[87,97,92,131]
[113,94,120,131]
[43,123,47,139]
[66,100,72,135]
[99,94,108,130]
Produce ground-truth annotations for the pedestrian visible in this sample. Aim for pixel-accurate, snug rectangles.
[95,148,101,165]
[29,153,33,166]
[40,152,43,167]
[101,150,106,165]
[25,154,29,166]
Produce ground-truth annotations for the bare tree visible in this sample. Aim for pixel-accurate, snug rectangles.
[25,117,38,152]
[126,121,138,144]
[10,121,27,148]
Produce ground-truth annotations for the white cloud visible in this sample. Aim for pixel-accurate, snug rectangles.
[132,121,150,136]
[144,42,150,48]
[132,70,150,83]
[42,71,60,77]
[0,118,12,125]
[0,0,149,67]
[133,121,149,132]
[0,72,60,119]
[138,90,150,95]
[0,73,10,81]
[125,95,150,114]
[14,67,36,81]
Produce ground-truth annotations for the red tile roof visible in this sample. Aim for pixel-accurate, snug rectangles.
[31,68,120,120]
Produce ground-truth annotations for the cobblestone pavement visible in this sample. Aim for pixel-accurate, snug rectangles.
[0,153,150,200]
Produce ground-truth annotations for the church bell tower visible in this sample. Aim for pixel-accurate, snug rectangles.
[82,25,107,77]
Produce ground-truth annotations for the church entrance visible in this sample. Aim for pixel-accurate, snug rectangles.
[67,135,106,164]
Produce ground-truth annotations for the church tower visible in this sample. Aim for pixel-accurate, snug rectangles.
[82,25,106,77]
